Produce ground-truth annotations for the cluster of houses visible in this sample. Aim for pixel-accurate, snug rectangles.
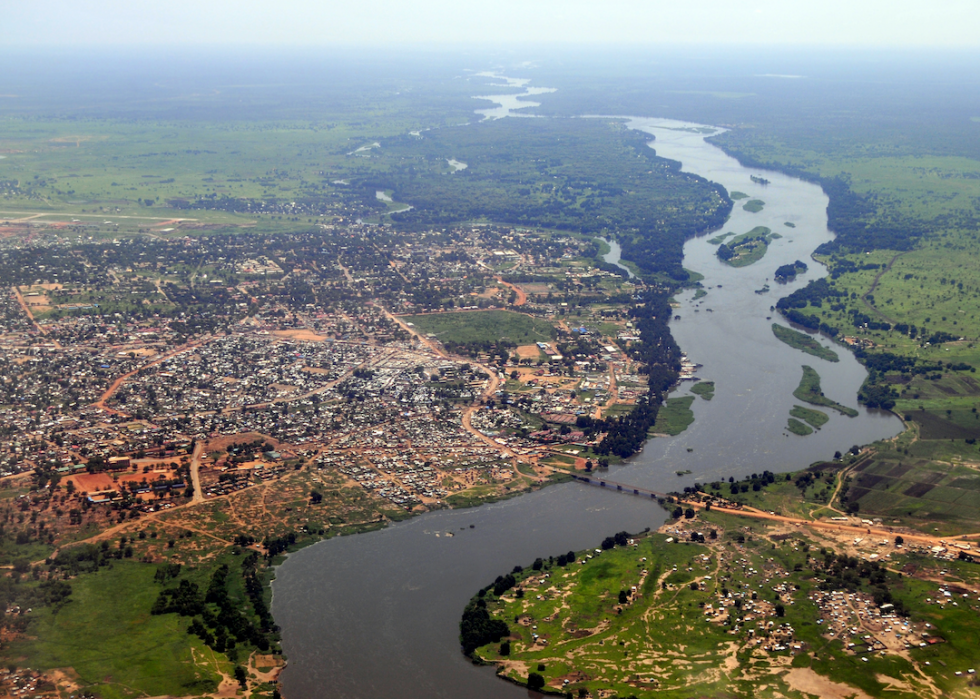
[809,589,931,655]
[109,334,383,414]
[324,406,515,510]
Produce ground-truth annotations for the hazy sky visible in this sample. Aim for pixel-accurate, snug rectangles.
[5,0,980,48]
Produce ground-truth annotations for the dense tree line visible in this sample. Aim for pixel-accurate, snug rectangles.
[596,291,680,458]
[151,561,272,659]
[459,598,510,655]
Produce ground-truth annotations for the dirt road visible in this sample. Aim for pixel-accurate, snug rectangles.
[93,338,209,414]
[687,500,972,549]
[11,286,56,344]
[189,441,205,504]
[495,277,527,306]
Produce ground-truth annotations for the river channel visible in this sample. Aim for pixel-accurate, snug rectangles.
[273,90,903,699]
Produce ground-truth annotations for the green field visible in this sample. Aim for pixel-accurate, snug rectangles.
[6,562,222,699]
[651,396,695,435]
[772,323,840,362]
[402,310,556,346]
[841,440,980,533]
[793,365,859,417]
[689,381,714,400]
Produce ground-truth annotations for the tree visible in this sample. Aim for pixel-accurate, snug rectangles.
[684,508,695,519]
[234,665,248,689]
[894,535,904,546]
[619,589,628,604]
[775,603,785,618]
[527,673,545,691]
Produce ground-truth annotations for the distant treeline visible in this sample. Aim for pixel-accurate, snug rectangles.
[352,118,732,281]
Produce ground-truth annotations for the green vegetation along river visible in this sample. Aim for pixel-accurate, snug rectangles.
[273,99,903,699]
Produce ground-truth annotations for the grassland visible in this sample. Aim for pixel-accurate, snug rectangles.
[468,510,979,699]
[772,324,840,362]
[793,365,859,417]
[402,310,556,346]
[689,381,714,400]
[8,562,222,699]
[825,421,980,534]
[651,396,695,435]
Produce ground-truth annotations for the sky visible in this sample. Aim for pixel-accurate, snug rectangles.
[4,0,980,48]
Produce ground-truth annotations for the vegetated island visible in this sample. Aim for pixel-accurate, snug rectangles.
[690,380,715,400]
[783,221,796,228]
[786,416,812,435]
[774,259,808,282]
[706,231,734,245]
[794,365,858,416]
[461,489,974,699]
[750,174,770,185]
[742,199,765,213]
[728,190,750,200]
[716,227,780,267]
[790,404,829,429]
[772,323,839,362]
[650,396,695,435]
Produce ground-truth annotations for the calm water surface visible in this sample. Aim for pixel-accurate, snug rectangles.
[273,103,902,699]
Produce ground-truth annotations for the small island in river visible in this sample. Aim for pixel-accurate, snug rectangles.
[772,323,839,362]
[774,259,808,281]
[690,380,715,400]
[716,226,779,267]
[794,365,858,416]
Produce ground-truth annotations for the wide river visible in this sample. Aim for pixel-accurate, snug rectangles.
[273,98,902,699]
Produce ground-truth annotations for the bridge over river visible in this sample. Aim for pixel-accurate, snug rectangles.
[570,473,671,500]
